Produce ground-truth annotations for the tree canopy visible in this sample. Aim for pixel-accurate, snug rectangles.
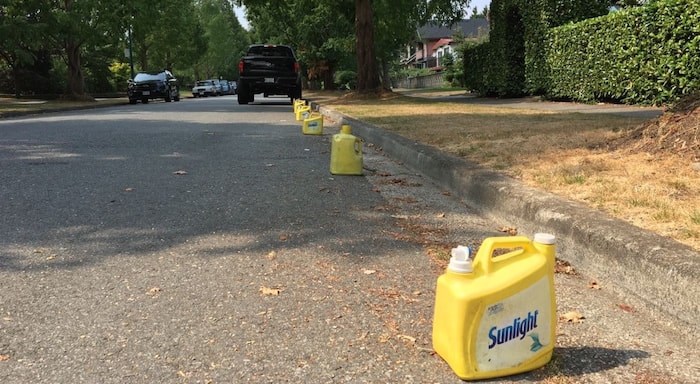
[0,0,248,97]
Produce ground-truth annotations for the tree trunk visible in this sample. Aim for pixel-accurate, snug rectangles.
[65,40,87,98]
[355,0,380,93]
[323,62,336,91]
[379,57,392,90]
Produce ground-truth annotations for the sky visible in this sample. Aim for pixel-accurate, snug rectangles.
[233,1,491,31]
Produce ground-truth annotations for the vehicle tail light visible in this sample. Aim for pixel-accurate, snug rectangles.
[238,60,244,73]
[293,61,300,73]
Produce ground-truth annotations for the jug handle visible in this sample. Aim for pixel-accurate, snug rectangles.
[472,236,536,275]
[354,138,362,154]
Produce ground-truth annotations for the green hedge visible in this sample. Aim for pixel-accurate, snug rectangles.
[546,0,700,105]
[463,41,495,95]
[462,0,698,105]
[462,0,609,97]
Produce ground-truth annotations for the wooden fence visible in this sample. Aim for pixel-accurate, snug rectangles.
[392,73,445,89]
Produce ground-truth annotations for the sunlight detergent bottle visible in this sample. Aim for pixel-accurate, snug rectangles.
[302,113,324,135]
[432,233,557,380]
[295,105,311,121]
[330,124,363,175]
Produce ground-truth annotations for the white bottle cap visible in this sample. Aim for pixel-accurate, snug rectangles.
[448,245,472,273]
[534,233,556,245]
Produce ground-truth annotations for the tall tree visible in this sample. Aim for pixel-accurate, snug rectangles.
[354,0,379,92]
[196,0,249,80]
[244,0,353,89]
[240,0,471,93]
[0,1,48,96]
[43,0,125,98]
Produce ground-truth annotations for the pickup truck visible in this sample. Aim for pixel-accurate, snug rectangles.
[237,44,302,105]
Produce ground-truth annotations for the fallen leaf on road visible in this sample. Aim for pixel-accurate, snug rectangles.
[260,286,282,296]
[397,334,416,344]
[267,251,277,260]
[173,170,188,175]
[618,303,635,313]
[147,287,161,296]
[441,191,451,196]
[436,212,446,218]
[362,269,377,275]
[560,311,585,323]
[498,226,518,236]
[555,259,578,275]
[0,354,9,361]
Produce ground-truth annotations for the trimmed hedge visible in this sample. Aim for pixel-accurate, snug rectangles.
[546,0,700,105]
[462,0,609,97]
[462,0,698,105]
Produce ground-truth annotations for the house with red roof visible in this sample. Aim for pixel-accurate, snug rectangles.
[402,18,489,70]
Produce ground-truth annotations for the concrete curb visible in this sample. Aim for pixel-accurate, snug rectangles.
[312,101,699,333]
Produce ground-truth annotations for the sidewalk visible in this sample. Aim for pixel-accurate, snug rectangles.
[311,96,698,334]
[393,88,665,119]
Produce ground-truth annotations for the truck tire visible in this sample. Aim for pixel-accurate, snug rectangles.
[290,86,302,104]
[237,83,249,104]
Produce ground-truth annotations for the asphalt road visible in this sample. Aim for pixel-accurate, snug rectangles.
[0,96,697,383]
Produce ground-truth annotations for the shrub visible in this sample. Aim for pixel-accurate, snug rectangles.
[334,70,357,90]
[546,0,700,105]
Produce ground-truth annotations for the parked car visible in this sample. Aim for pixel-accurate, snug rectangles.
[229,81,237,95]
[191,80,218,97]
[219,79,231,95]
[128,70,180,104]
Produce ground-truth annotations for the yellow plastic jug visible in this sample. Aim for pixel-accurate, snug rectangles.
[330,125,363,175]
[302,113,324,135]
[293,99,306,112]
[432,233,557,381]
[295,105,311,121]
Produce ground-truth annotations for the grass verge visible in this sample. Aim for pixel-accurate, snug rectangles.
[308,90,700,251]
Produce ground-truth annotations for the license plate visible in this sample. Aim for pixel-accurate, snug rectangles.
[264,78,274,83]
[142,91,150,95]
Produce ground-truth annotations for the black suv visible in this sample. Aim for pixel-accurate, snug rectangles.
[128,70,180,104]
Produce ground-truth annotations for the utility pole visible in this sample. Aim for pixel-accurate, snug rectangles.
[128,23,135,79]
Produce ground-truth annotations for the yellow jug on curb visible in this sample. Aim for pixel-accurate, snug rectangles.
[302,113,324,135]
[295,105,311,121]
[330,125,363,175]
[432,233,557,381]
[293,99,306,112]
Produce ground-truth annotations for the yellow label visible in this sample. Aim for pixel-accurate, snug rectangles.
[476,276,552,371]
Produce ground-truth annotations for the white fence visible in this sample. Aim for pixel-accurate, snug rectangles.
[393,73,445,89]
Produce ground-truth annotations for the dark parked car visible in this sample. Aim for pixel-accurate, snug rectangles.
[128,70,180,104]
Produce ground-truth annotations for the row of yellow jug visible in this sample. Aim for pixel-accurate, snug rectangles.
[293,99,363,176]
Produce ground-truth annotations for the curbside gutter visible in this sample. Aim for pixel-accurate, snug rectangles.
[312,101,699,333]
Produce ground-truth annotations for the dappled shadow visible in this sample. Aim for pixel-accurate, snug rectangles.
[550,346,650,376]
[0,108,419,273]
[478,346,650,382]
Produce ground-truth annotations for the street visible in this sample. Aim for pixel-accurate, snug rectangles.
[0,96,697,383]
